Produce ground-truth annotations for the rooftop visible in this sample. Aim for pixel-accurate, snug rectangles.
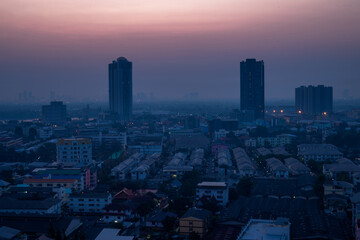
[181,207,211,220]
[237,218,290,240]
[198,182,227,188]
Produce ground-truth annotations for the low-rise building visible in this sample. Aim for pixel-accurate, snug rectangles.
[214,129,229,141]
[163,166,193,178]
[266,158,289,178]
[233,147,256,177]
[298,144,343,162]
[111,153,143,180]
[24,178,82,191]
[323,158,360,181]
[57,138,92,164]
[68,192,111,213]
[324,180,353,197]
[189,149,204,170]
[244,138,257,148]
[146,211,178,229]
[95,228,134,240]
[102,202,138,223]
[236,218,290,240]
[257,134,296,147]
[30,166,97,191]
[196,182,229,206]
[0,193,61,215]
[179,208,212,238]
[284,157,310,175]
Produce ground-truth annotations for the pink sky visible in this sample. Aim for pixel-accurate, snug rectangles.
[0,0,360,102]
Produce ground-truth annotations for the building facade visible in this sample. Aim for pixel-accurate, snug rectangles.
[57,138,92,164]
[240,59,265,120]
[298,144,343,162]
[179,208,212,238]
[295,85,333,115]
[42,101,67,124]
[68,192,112,213]
[109,57,133,120]
[196,182,229,206]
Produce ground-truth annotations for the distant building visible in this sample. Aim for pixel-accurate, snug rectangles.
[109,57,133,120]
[244,138,257,148]
[214,129,229,140]
[257,134,296,147]
[41,101,67,124]
[295,85,333,115]
[39,127,53,140]
[92,132,127,149]
[240,59,265,120]
[57,138,92,164]
[127,134,163,154]
[185,115,200,129]
[298,144,343,162]
[236,218,290,240]
[196,182,229,206]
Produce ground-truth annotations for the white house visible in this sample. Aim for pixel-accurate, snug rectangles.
[196,182,229,206]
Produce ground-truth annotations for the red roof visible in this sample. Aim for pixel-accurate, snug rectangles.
[114,188,136,200]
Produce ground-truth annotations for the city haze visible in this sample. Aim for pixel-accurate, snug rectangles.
[1,0,360,103]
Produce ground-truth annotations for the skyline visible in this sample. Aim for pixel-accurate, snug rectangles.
[1,0,360,103]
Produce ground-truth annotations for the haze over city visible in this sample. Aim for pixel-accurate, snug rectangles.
[1,0,360,103]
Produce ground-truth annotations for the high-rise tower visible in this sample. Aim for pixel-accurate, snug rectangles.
[240,58,265,120]
[295,85,333,115]
[109,57,133,120]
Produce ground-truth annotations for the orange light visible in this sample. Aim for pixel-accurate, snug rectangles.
[280,110,283,113]
[324,112,327,115]
[298,110,302,114]
[273,110,276,113]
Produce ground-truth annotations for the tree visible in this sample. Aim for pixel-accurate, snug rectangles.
[55,230,62,240]
[251,126,269,138]
[228,187,238,201]
[180,170,201,197]
[136,200,156,217]
[189,232,201,240]
[37,143,57,162]
[180,181,196,197]
[169,197,192,215]
[237,177,253,197]
[162,216,177,231]
[48,222,56,238]
[307,160,323,174]
[14,126,23,137]
[202,198,219,213]
[28,127,37,141]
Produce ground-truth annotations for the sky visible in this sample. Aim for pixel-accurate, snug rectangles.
[0,0,360,103]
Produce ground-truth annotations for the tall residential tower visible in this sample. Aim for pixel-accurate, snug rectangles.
[240,59,265,120]
[109,57,133,120]
[295,85,333,115]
